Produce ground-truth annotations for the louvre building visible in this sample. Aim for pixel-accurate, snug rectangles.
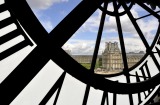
[67,42,145,74]
[101,42,144,73]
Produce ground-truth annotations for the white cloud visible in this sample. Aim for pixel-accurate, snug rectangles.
[63,5,159,55]
[63,40,96,55]
[60,4,158,55]
[40,20,54,32]
[80,5,158,37]
[26,0,68,10]
[63,37,146,55]
[137,18,158,40]
[116,37,146,52]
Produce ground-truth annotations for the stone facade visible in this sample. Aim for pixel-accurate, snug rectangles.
[102,42,123,71]
[102,42,144,71]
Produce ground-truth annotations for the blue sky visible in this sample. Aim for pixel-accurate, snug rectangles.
[26,0,159,55]
[26,0,81,31]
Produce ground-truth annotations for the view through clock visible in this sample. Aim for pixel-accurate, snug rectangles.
[0,0,160,105]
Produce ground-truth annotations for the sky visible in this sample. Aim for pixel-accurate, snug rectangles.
[26,0,160,55]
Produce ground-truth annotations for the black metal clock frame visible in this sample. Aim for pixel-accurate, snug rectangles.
[0,0,160,104]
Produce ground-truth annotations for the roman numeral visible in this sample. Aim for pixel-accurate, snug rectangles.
[0,3,33,61]
[139,60,153,94]
[139,61,151,79]
[134,71,156,105]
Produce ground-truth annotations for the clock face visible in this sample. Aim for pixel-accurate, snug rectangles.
[0,0,160,105]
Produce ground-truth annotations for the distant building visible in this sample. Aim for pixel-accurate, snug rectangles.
[67,42,145,73]
[102,42,144,71]
[71,55,93,64]
[127,51,144,69]
[102,42,123,71]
